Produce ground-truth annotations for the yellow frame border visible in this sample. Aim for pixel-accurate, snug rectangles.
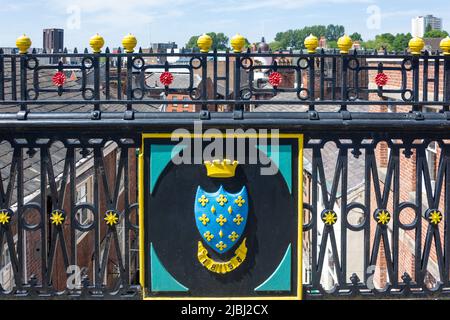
[139,133,303,300]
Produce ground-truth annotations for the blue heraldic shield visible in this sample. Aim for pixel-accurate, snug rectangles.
[194,185,248,254]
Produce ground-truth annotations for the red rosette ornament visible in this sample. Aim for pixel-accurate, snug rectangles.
[52,71,66,87]
[375,72,388,87]
[160,71,174,87]
[268,72,282,87]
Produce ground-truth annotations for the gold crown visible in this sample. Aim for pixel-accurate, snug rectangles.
[204,159,239,178]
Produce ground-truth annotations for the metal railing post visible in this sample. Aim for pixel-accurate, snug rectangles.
[444,54,450,110]
[18,46,29,120]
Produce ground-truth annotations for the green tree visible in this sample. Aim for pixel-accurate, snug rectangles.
[304,25,327,39]
[269,41,283,51]
[186,36,199,49]
[327,40,338,49]
[326,24,345,41]
[274,25,345,50]
[363,33,395,51]
[274,29,297,49]
[243,38,251,49]
[350,32,363,42]
[185,32,229,51]
[425,24,433,33]
[424,30,449,38]
[392,33,412,51]
[363,33,414,51]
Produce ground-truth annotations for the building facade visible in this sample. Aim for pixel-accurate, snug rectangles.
[43,28,64,53]
[412,15,443,37]
[367,57,445,289]
[150,42,178,53]
[43,28,64,64]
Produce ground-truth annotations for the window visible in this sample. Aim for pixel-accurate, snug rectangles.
[426,141,438,184]
[421,107,439,192]
[183,97,189,108]
[116,150,125,193]
[388,103,397,113]
[116,216,126,263]
[75,176,94,242]
[172,96,178,106]
[424,270,438,289]
[386,101,397,162]
[0,241,15,291]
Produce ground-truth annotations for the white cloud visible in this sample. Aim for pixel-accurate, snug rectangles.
[45,0,192,27]
[380,9,420,19]
[208,0,374,12]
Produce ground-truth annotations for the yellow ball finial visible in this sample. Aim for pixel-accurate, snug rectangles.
[122,33,137,53]
[89,33,104,53]
[16,34,32,54]
[230,34,246,53]
[337,34,353,54]
[440,36,450,55]
[409,37,425,55]
[304,34,319,54]
[197,34,213,53]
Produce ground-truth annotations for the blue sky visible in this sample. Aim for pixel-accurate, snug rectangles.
[0,0,449,49]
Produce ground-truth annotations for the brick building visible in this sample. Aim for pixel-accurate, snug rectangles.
[367,57,445,289]
[0,63,153,291]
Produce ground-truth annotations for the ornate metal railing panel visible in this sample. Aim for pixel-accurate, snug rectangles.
[0,34,449,298]
[0,48,449,119]
[0,133,140,299]
[303,132,450,299]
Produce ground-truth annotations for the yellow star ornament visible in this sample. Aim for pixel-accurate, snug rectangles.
[428,210,442,225]
[322,210,337,226]
[50,210,65,226]
[376,210,391,225]
[0,210,10,225]
[105,211,119,226]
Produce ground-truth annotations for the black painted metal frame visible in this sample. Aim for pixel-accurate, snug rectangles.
[0,48,448,117]
[0,48,449,299]
[302,131,450,299]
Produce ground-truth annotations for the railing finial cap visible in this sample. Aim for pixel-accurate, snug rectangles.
[440,36,450,55]
[89,33,105,53]
[122,33,137,53]
[231,33,246,53]
[409,36,425,56]
[197,33,213,53]
[337,34,353,54]
[16,34,32,54]
[304,34,319,54]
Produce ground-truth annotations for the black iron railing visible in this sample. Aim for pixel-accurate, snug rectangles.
[0,34,449,299]
[0,47,449,114]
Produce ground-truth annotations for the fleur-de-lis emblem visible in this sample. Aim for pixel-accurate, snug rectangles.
[216,194,228,206]
[234,196,246,207]
[216,214,227,226]
[199,214,210,226]
[203,231,214,241]
[198,195,209,207]
[233,214,244,226]
[228,231,239,242]
[216,241,227,251]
